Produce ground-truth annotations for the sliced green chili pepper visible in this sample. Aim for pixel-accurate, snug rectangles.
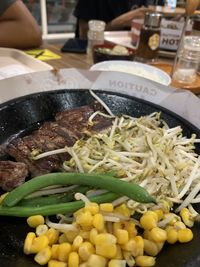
[0,192,118,217]
[4,172,156,207]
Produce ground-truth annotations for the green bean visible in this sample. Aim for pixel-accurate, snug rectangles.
[4,172,156,207]
[18,186,90,207]
[0,192,118,217]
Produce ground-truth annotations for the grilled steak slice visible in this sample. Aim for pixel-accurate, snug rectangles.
[7,123,71,177]
[0,161,28,191]
[4,103,113,188]
[55,104,113,137]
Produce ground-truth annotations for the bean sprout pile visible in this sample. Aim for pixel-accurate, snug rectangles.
[33,92,200,217]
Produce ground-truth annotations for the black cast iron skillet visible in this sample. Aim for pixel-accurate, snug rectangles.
[0,89,200,267]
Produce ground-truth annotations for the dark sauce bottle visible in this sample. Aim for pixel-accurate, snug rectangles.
[135,12,162,63]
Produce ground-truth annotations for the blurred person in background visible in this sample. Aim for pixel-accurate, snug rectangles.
[74,0,164,38]
[0,0,42,49]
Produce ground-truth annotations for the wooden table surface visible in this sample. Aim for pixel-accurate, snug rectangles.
[42,41,92,70]
[42,41,200,94]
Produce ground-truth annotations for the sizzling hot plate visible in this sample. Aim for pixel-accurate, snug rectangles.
[0,89,200,267]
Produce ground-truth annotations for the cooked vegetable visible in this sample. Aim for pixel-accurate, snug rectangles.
[53,112,200,215]
[96,45,130,56]
[22,195,194,267]
[0,192,118,217]
[18,186,90,207]
[3,173,155,208]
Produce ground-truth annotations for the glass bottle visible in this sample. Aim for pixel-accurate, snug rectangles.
[87,20,106,56]
[135,12,162,63]
[172,36,200,84]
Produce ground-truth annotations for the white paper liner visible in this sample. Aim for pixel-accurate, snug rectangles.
[0,68,199,129]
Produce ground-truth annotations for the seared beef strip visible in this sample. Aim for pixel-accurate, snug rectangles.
[1,103,113,190]
[0,161,28,191]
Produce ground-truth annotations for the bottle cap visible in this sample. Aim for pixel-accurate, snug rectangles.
[144,12,162,28]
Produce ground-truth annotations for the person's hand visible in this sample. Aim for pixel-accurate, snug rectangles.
[106,6,152,31]
[121,7,152,27]
[131,7,151,19]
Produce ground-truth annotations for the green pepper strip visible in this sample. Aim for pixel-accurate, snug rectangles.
[4,172,156,207]
[18,186,90,207]
[0,192,118,217]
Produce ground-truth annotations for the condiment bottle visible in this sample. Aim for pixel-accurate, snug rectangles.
[135,12,162,63]
[172,36,200,84]
[87,20,106,56]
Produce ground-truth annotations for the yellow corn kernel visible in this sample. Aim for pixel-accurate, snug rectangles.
[46,228,59,245]
[113,222,123,234]
[140,214,157,230]
[144,211,158,222]
[180,208,194,228]
[133,236,144,257]
[115,245,123,260]
[57,242,72,262]
[174,221,186,230]
[79,263,88,267]
[0,192,9,204]
[36,224,48,236]
[95,233,117,258]
[96,243,117,259]
[154,209,164,221]
[166,228,178,244]
[27,215,45,228]
[121,238,136,252]
[100,203,114,213]
[34,246,52,265]
[58,233,68,244]
[144,239,159,256]
[116,229,129,245]
[74,207,85,217]
[48,260,67,267]
[93,213,105,231]
[149,227,167,243]
[95,233,117,245]
[178,228,193,243]
[156,242,164,254]
[143,230,151,240]
[72,235,83,251]
[114,204,131,218]
[68,251,79,267]
[78,241,95,261]
[135,255,156,267]
[51,244,59,260]
[89,228,98,244]
[30,235,49,254]
[108,259,126,267]
[23,232,36,255]
[85,202,99,215]
[87,254,108,267]
[76,211,93,228]
[64,230,78,243]
[125,222,137,238]
[123,251,135,267]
